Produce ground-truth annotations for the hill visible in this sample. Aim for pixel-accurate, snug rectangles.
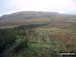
[0,11,76,28]
[0,11,76,57]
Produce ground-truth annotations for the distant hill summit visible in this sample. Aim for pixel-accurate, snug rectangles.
[0,11,76,28]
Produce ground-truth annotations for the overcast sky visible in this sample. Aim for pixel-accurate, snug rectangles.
[0,0,76,16]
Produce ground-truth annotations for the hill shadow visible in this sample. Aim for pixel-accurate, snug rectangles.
[14,19,55,29]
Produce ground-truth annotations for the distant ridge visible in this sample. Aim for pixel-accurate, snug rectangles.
[0,11,76,28]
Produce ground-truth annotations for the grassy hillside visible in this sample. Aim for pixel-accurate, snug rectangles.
[0,25,76,57]
[0,11,76,57]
